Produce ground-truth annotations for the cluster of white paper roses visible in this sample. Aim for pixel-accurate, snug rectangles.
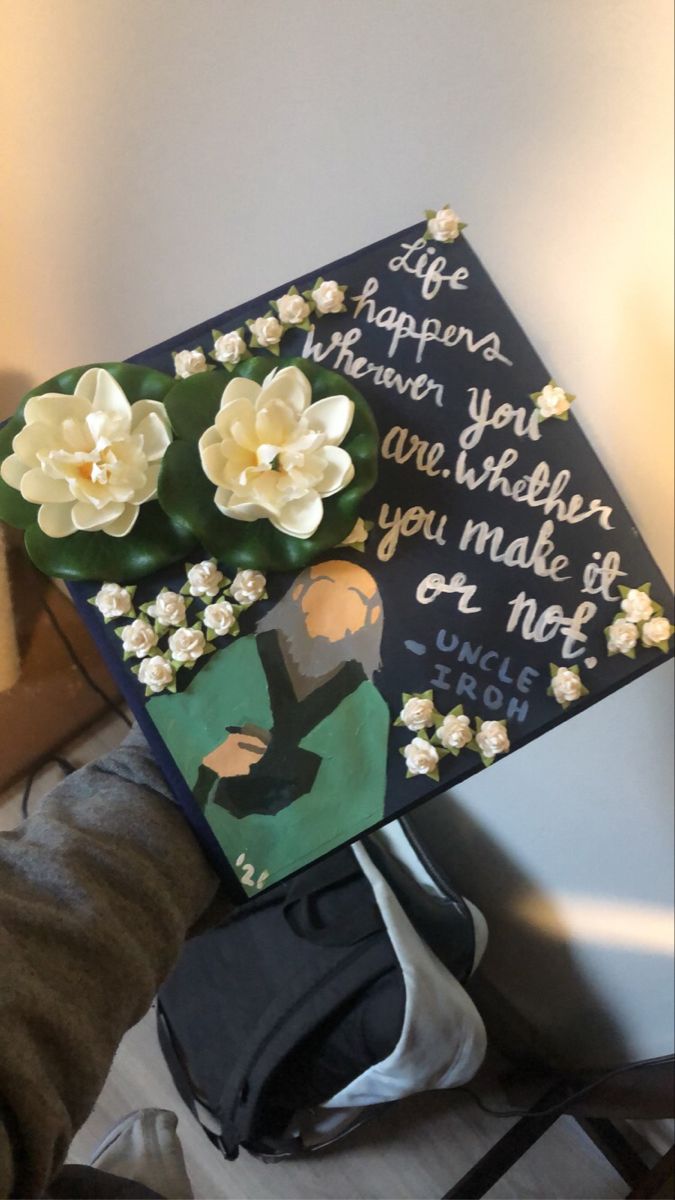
[90,562,267,696]
[605,583,673,659]
[395,690,511,777]
[172,278,348,380]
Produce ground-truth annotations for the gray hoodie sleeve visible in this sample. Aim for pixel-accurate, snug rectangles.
[0,726,222,1199]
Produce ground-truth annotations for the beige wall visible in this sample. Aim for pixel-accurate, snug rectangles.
[1,0,673,1060]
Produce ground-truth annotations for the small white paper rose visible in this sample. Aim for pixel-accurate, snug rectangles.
[146,589,187,628]
[203,600,236,637]
[426,206,464,243]
[311,280,346,315]
[230,569,267,605]
[437,712,473,751]
[198,366,355,538]
[399,696,435,732]
[248,315,283,351]
[93,582,133,621]
[641,616,673,649]
[0,367,172,538]
[276,292,311,325]
[212,331,247,367]
[137,655,175,694]
[530,381,574,422]
[403,737,439,777]
[621,587,655,624]
[186,560,224,598]
[606,618,638,656]
[550,666,585,707]
[173,348,209,379]
[475,720,510,761]
[120,618,158,659]
[168,626,208,664]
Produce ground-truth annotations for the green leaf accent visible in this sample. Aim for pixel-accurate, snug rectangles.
[158,356,379,572]
[549,663,559,677]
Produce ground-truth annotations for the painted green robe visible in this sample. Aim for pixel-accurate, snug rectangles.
[147,633,389,891]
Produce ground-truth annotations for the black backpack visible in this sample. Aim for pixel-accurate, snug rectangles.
[157,817,488,1161]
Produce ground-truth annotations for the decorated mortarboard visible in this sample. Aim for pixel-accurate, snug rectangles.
[1,206,672,903]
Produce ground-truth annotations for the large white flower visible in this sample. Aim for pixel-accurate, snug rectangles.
[0,368,172,538]
[198,366,355,538]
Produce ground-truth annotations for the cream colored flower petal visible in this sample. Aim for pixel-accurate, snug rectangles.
[255,399,297,447]
[76,368,132,429]
[131,462,161,505]
[71,500,124,530]
[23,391,92,427]
[215,397,258,449]
[102,504,140,537]
[12,421,61,465]
[37,502,77,538]
[0,454,28,489]
[19,467,73,504]
[316,445,355,497]
[198,425,221,451]
[218,376,261,411]
[305,395,354,445]
[200,441,226,485]
[130,399,171,432]
[274,492,323,538]
[259,366,311,416]
[213,488,270,522]
[132,412,172,461]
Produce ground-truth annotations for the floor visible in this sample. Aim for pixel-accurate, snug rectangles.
[1,712,630,1199]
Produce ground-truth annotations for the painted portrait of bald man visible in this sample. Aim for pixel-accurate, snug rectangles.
[148,560,389,890]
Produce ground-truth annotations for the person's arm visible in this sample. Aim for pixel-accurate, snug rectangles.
[0,726,221,1199]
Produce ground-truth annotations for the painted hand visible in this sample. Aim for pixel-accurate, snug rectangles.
[202,732,268,778]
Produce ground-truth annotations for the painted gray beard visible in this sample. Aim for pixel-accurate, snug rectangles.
[257,595,382,681]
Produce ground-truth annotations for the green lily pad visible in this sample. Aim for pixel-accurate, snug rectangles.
[159,355,379,572]
[0,362,196,580]
[24,502,196,582]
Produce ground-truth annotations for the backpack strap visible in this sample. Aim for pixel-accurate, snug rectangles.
[217,933,396,1158]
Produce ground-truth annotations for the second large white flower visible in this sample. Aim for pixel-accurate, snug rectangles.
[198,366,355,538]
[0,368,172,538]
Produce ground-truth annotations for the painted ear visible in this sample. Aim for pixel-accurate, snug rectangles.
[369,604,382,625]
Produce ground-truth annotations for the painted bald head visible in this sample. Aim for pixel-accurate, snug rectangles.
[257,558,384,680]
